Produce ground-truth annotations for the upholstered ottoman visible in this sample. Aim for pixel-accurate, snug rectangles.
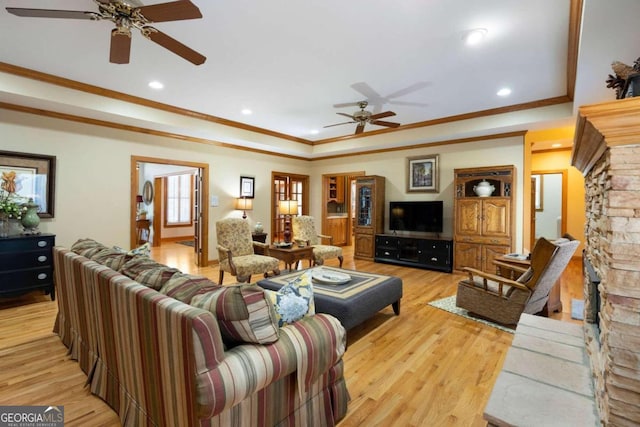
[257,267,402,330]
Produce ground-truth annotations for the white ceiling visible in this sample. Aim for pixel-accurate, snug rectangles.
[1,0,639,156]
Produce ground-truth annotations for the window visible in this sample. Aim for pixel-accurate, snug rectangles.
[165,174,193,226]
[272,173,308,242]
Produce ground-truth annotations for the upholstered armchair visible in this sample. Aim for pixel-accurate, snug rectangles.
[292,215,344,268]
[456,236,579,326]
[215,218,280,283]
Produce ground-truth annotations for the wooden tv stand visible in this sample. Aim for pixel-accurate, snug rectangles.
[374,234,453,273]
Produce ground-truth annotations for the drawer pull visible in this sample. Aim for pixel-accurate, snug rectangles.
[430,257,438,261]
[384,251,390,256]
[37,240,48,247]
[37,255,48,262]
[38,273,48,280]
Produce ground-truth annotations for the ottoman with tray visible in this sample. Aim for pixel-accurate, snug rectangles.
[257,266,402,330]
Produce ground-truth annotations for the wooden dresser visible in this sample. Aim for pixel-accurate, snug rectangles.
[0,233,56,300]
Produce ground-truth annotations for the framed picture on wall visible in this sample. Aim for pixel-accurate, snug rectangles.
[240,176,255,198]
[0,150,56,218]
[406,154,439,193]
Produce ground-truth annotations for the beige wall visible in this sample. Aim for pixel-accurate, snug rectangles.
[0,109,307,253]
[2,108,525,260]
[531,149,586,254]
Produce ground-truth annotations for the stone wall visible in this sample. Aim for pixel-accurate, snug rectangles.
[583,145,640,426]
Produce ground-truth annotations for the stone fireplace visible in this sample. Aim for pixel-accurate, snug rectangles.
[573,97,640,426]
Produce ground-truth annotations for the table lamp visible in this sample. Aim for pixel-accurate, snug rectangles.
[235,197,253,219]
[278,199,298,243]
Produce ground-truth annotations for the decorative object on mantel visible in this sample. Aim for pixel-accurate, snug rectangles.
[606,57,640,99]
[21,198,41,235]
[473,179,495,197]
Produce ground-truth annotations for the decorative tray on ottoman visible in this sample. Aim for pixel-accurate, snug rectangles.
[311,269,351,285]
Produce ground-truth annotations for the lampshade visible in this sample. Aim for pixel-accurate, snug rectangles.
[235,197,253,211]
[278,199,298,215]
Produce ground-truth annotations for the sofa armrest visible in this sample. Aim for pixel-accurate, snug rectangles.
[196,313,346,418]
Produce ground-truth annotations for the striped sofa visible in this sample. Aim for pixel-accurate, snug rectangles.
[53,245,349,426]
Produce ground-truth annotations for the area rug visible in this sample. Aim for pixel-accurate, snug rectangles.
[428,296,514,334]
[176,240,195,247]
[571,298,585,320]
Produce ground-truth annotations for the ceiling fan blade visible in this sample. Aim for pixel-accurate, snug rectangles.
[144,27,206,65]
[389,100,430,107]
[5,7,95,19]
[137,1,202,23]
[336,112,355,119]
[332,101,360,108]
[370,120,400,128]
[351,82,381,100]
[354,123,366,135]
[385,82,430,99]
[110,28,131,64]
[323,121,356,128]
[370,111,396,120]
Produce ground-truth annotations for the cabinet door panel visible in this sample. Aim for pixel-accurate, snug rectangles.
[454,242,481,271]
[355,233,374,258]
[456,199,481,236]
[482,199,510,237]
[482,245,510,273]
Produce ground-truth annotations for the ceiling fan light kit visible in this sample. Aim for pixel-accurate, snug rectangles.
[324,101,401,135]
[6,0,206,65]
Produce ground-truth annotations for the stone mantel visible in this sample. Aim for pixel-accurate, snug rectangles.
[572,97,640,174]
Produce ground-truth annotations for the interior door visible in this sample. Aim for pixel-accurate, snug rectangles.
[194,170,204,266]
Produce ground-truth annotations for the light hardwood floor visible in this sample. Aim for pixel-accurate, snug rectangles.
[0,242,582,426]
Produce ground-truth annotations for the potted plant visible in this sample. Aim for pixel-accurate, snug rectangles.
[0,171,27,237]
[138,210,148,220]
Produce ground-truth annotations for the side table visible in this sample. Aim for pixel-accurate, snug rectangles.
[252,232,268,255]
[268,245,314,271]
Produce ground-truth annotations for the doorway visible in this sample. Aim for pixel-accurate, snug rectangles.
[531,170,567,248]
[321,171,365,246]
[131,156,209,266]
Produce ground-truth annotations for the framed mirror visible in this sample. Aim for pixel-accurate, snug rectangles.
[142,180,154,204]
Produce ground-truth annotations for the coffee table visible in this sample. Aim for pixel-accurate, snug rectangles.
[257,267,402,330]
[268,245,314,270]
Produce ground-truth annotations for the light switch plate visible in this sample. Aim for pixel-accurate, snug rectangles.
[210,195,219,207]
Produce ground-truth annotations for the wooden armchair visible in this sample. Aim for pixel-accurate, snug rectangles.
[215,218,280,283]
[455,236,579,326]
[292,215,343,268]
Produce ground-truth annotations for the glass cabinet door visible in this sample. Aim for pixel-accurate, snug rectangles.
[357,184,372,226]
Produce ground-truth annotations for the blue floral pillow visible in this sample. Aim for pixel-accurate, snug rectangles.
[266,270,315,327]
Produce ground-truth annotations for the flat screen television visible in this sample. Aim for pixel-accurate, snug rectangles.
[389,200,443,233]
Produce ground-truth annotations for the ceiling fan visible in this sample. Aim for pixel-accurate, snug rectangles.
[324,101,400,135]
[5,0,206,65]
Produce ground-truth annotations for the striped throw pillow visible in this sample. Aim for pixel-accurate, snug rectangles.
[191,284,280,345]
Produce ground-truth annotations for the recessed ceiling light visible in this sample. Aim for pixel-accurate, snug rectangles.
[497,88,512,97]
[463,28,488,46]
[310,129,319,135]
[241,108,252,115]
[148,81,164,90]
[551,143,562,148]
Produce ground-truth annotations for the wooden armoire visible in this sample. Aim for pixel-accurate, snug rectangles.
[453,165,515,272]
